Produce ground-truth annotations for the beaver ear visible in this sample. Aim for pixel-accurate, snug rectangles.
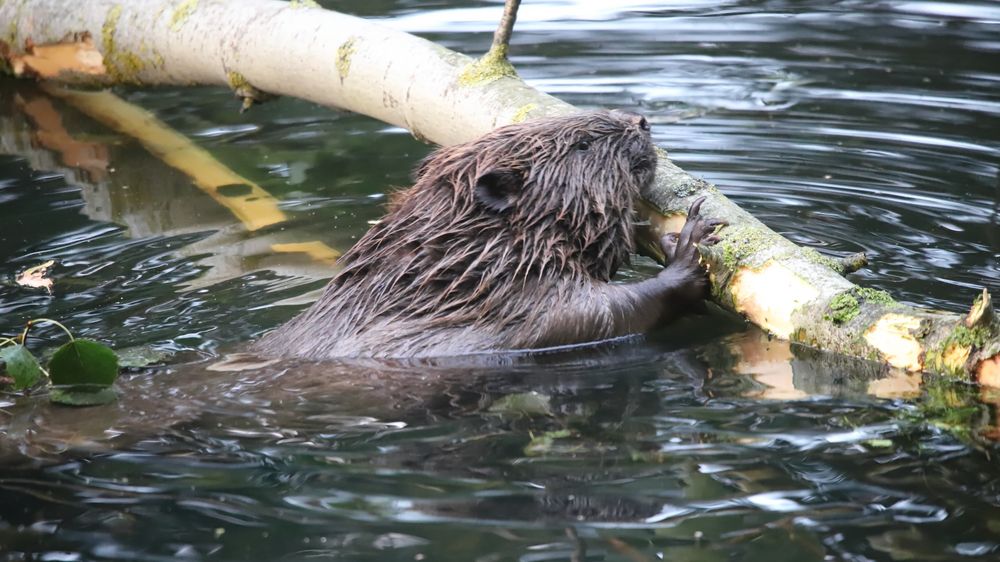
[474,170,522,213]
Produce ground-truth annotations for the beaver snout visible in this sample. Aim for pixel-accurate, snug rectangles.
[628,136,657,176]
[611,110,656,174]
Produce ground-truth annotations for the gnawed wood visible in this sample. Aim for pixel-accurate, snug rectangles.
[5,33,107,79]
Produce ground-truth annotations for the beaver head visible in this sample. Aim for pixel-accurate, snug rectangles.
[258,110,659,358]
[397,109,657,281]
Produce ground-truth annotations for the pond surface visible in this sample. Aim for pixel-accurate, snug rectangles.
[2,0,1000,560]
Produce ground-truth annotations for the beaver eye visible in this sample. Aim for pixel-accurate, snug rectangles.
[575,140,591,151]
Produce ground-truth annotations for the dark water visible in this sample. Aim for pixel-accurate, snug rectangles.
[1,0,999,560]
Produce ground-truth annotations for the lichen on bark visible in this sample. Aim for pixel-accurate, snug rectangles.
[458,47,517,87]
[101,5,147,83]
[336,36,357,81]
[170,0,199,31]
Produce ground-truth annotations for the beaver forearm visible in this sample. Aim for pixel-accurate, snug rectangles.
[603,197,721,338]
[601,268,697,336]
[531,264,703,347]
[537,197,722,346]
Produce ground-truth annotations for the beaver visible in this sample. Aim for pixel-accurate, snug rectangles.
[254,110,723,359]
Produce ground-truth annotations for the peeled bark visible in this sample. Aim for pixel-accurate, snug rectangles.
[1,0,997,383]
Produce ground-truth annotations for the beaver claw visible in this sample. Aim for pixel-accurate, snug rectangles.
[659,196,726,301]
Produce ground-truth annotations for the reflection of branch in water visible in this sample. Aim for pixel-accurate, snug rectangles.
[2,81,342,284]
[991,165,999,252]
[13,91,109,182]
[42,85,287,232]
[566,527,585,562]
[605,536,655,562]
[45,86,341,265]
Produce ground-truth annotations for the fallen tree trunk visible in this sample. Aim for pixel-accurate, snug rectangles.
[1,0,997,383]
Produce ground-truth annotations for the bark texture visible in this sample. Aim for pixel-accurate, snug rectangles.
[1,0,997,382]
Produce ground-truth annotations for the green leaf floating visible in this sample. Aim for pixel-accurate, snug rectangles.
[115,345,173,368]
[488,391,554,418]
[0,344,44,390]
[48,339,119,387]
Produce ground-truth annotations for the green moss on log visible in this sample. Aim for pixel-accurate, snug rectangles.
[855,287,895,306]
[100,5,146,83]
[925,321,993,378]
[227,71,249,90]
[511,103,537,123]
[458,46,517,87]
[101,5,121,58]
[336,36,358,81]
[825,292,860,324]
[802,247,841,271]
[823,287,896,326]
[667,174,711,199]
[170,0,198,31]
[719,224,771,269]
[945,325,991,350]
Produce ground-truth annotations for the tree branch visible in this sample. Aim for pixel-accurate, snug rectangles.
[490,0,521,60]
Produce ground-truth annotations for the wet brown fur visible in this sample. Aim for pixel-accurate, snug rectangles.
[255,111,659,358]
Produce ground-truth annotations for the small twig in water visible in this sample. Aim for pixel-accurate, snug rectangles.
[989,165,999,251]
[837,252,868,275]
[566,527,585,562]
[605,536,655,562]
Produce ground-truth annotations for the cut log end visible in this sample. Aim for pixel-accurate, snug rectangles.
[863,313,925,372]
[732,261,820,339]
[978,355,1000,387]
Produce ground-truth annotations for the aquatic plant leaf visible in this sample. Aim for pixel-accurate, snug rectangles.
[0,344,44,390]
[488,391,553,417]
[48,339,119,387]
[115,345,173,368]
[49,385,117,406]
[524,429,572,456]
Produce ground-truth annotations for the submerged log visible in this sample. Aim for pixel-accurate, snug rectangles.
[1,0,997,382]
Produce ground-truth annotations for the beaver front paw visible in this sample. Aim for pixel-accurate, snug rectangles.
[659,196,726,302]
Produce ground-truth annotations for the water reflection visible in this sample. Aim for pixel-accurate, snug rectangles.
[2,342,999,560]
